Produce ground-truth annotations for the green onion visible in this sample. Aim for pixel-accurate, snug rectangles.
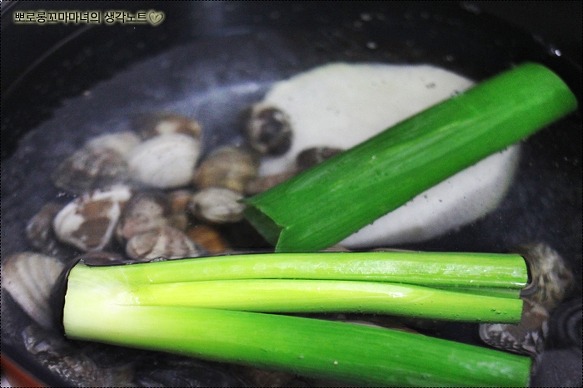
[63,251,528,322]
[94,251,528,289]
[64,299,531,387]
[244,63,578,252]
[63,251,531,386]
[127,279,524,322]
[65,258,524,322]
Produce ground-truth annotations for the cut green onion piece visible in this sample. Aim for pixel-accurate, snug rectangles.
[244,63,578,252]
[93,251,528,290]
[127,278,522,322]
[63,303,531,387]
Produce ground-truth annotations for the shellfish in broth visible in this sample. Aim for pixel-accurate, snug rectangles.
[1,4,581,386]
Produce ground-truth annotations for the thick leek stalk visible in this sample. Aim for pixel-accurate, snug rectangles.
[63,251,532,386]
[243,63,578,252]
[64,297,531,387]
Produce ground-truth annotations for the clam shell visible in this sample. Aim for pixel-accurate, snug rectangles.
[51,132,140,194]
[167,189,195,231]
[185,225,230,254]
[479,299,549,356]
[519,243,574,310]
[2,252,66,329]
[188,187,245,224]
[116,191,171,242]
[168,189,194,214]
[25,202,74,258]
[126,225,202,260]
[296,146,343,171]
[132,112,202,140]
[52,147,129,194]
[244,170,297,195]
[53,185,132,251]
[193,145,259,193]
[479,244,574,357]
[243,103,293,156]
[127,134,201,189]
[85,131,141,155]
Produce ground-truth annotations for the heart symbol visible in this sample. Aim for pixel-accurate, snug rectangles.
[146,10,165,26]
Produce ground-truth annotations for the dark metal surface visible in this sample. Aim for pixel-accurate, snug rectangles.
[2,1,581,386]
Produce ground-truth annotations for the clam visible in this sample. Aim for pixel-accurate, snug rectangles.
[188,187,245,224]
[127,133,201,189]
[479,243,574,356]
[185,225,231,254]
[26,202,73,258]
[193,145,259,193]
[244,170,297,195]
[51,131,140,193]
[243,147,342,195]
[479,298,549,356]
[53,185,132,252]
[132,112,202,140]
[296,146,343,171]
[125,225,202,261]
[85,131,142,155]
[1,252,66,330]
[116,191,171,242]
[518,243,574,310]
[168,189,193,214]
[242,103,293,156]
[167,189,195,231]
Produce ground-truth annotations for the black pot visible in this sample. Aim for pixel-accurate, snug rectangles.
[2,1,581,386]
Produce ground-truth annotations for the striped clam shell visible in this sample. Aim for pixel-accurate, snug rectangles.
[1,252,66,330]
[518,243,574,310]
[480,243,575,356]
[479,299,549,356]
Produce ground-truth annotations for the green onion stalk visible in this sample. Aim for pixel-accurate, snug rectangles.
[64,251,532,386]
[65,305,531,387]
[244,62,578,252]
[102,250,527,289]
[65,251,528,321]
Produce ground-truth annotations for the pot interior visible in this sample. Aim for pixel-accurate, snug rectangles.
[2,2,581,387]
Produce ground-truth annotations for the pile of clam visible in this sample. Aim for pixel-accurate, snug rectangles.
[5,103,349,348]
[27,106,337,264]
